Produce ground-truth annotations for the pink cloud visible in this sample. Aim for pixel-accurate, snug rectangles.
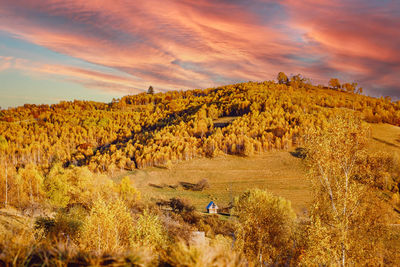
[282,0,400,95]
[0,1,300,88]
[11,59,147,94]
[0,0,399,98]
[0,56,14,72]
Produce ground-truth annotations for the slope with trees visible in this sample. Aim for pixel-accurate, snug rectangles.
[0,74,400,265]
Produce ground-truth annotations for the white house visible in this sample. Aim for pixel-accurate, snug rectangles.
[206,201,218,214]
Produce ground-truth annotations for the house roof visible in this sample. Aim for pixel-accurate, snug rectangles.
[206,201,218,209]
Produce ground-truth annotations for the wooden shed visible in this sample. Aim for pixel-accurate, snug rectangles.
[206,201,218,214]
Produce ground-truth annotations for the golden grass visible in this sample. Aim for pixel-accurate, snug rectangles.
[0,207,32,233]
[125,151,311,215]
[369,123,400,155]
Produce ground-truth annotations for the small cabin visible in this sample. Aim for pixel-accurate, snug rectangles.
[206,201,218,214]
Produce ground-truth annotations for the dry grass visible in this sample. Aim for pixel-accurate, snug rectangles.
[369,123,400,155]
[123,151,311,215]
[368,123,400,254]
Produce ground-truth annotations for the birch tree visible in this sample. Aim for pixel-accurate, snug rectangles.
[0,135,9,207]
[302,116,388,266]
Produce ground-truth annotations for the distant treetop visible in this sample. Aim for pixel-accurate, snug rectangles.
[147,86,154,95]
[277,72,289,85]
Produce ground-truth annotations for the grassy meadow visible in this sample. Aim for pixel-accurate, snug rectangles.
[122,151,310,214]
[369,123,400,155]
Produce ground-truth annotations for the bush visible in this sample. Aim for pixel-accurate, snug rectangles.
[194,179,210,191]
[197,215,235,237]
[131,209,167,250]
[161,213,193,243]
[179,179,210,191]
[169,197,195,213]
[79,198,134,254]
[117,176,141,205]
[35,205,87,241]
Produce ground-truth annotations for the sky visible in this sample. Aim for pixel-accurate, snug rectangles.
[0,0,399,108]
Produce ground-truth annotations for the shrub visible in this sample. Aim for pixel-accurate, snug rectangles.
[179,179,210,191]
[117,176,141,204]
[131,209,167,250]
[197,215,235,237]
[169,197,195,213]
[193,179,210,191]
[79,198,134,254]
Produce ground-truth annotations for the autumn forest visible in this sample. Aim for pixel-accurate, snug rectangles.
[1,74,400,266]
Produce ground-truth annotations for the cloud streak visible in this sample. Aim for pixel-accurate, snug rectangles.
[0,0,399,100]
[282,0,400,96]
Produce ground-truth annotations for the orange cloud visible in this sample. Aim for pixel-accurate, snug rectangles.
[0,1,301,89]
[282,0,400,95]
[0,0,399,99]
[0,56,14,72]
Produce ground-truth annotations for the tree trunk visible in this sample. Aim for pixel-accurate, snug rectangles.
[5,164,8,207]
[29,180,33,203]
[341,243,346,267]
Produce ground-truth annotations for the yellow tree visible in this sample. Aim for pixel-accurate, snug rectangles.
[302,116,388,266]
[16,164,44,205]
[0,135,9,207]
[118,176,141,205]
[233,189,296,265]
[329,78,341,90]
[131,209,167,250]
[44,163,70,207]
[277,72,289,85]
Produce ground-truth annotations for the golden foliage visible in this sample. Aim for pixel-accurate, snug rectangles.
[79,198,134,254]
[233,189,297,265]
[0,77,399,265]
[117,176,141,205]
[0,77,398,181]
[131,209,167,250]
[302,116,390,266]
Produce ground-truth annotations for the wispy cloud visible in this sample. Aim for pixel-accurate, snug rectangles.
[0,56,15,72]
[282,0,400,96]
[0,0,399,100]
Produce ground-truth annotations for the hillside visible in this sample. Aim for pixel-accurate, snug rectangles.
[119,122,400,216]
[1,79,400,208]
[369,123,400,155]
[1,80,399,176]
[1,78,400,265]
